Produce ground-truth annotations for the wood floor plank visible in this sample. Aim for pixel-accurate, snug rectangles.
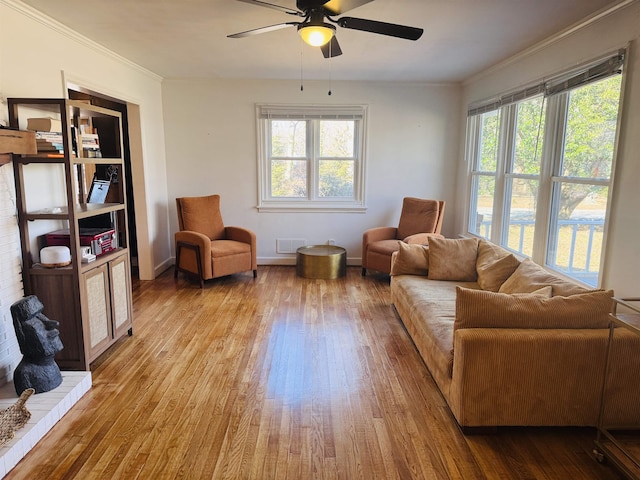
[4,266,624,479]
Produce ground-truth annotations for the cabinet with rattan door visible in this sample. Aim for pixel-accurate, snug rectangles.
[81,252,132,360]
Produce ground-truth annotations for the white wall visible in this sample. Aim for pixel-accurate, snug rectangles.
[162,78,461,264]
[0,1,171,282]
[0,0,170,384]
[459,2,640,297]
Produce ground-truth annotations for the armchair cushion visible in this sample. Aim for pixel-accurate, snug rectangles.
[403,232,444,244]
[179,195,225,240]
[397,197,440,240]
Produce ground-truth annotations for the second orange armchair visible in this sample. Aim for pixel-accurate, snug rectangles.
[362,197,445,275]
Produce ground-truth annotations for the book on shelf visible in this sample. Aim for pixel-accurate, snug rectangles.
[35,132,63,141]
[36,133,64,153]
[26,117,62,132]
[80,132,101,157]
[36,144,63,153]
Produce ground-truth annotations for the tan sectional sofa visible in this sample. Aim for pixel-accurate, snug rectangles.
[390,237,640,430]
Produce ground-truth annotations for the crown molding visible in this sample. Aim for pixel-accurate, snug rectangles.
[463,0,639,86]
[1,0,163,82]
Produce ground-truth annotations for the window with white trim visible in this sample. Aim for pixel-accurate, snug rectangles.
[466,50,625,286]
[257,104,367,212]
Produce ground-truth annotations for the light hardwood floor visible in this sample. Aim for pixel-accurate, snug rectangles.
[5,266,623,479]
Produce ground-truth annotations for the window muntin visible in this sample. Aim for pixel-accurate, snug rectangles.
[465,56,624,286]
[258,105,367,212]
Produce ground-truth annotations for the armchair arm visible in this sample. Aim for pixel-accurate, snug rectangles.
[226,226,257,270]
[363,226,398,244]
[226,226,256,245]
[403,232,444,245]
[175,230,212,279]
[362,227,398,270]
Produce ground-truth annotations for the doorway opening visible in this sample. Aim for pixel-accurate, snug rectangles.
[67,88,139,277]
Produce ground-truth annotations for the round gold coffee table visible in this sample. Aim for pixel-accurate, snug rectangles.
[296,245,347,279]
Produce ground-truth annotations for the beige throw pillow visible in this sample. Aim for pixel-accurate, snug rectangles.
[427,237,479,281]
[390,243,429,276]
[475,241,521,292]
[498,258,590,296]
[454,286,613,330]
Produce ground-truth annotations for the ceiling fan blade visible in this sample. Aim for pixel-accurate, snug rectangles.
[227,22,299,38]
[321,36,343,58]
[336,16,423,40]
[237,0,303,16]
[322,0,373,16]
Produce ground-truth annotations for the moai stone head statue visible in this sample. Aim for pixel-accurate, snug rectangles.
[11,295,64,395]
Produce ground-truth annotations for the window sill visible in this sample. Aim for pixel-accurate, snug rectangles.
[257,203,367,213]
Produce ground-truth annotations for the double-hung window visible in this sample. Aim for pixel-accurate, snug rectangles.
[466,50,625,286]
[257,104,367,212]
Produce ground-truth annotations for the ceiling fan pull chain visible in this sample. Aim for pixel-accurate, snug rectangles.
[328,41,332,96]
[300,39,304,91]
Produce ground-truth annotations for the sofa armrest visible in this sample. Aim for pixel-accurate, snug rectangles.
[448,328,609,427]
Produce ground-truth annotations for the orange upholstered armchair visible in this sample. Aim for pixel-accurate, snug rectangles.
[362,197,445,275]
[174,194,257,288]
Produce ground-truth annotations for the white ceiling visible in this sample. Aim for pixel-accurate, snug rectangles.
[20,0,625,83]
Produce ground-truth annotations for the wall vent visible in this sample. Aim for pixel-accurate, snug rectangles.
[276,238,306,254]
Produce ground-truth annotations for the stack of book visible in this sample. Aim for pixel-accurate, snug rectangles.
[35,132,64,153]
[81,133,101,158]
[27,118,64,157]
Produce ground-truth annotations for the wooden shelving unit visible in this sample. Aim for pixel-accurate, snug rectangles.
[8,98,133,371]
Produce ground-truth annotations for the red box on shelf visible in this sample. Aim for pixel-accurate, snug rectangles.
[45,228,117,256]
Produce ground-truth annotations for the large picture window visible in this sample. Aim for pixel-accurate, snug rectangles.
[257,104,367,212]
[466,51,625,286]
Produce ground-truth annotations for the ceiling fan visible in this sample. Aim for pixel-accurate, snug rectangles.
[227,0,424,58]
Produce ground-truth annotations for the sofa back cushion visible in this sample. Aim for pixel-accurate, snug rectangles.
[475,240,521,292]
[390,242,429,276]
[454,287,613,331]
[428,237,479,281]
[499,258,590,296]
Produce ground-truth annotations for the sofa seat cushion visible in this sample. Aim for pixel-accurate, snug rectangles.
[455,287,613,330]
[391,276,480,390]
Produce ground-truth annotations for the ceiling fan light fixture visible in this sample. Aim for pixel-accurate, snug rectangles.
[298,23,335,47]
